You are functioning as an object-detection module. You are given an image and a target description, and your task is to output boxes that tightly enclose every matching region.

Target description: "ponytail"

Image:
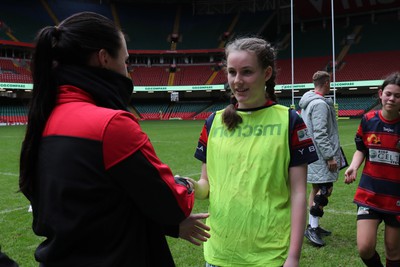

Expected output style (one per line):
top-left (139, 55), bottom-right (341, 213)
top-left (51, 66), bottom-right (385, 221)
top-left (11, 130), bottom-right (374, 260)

top-left (20, 26), bottom-right (58, 197)
top-left (20, 12), bottom-right (122, 197)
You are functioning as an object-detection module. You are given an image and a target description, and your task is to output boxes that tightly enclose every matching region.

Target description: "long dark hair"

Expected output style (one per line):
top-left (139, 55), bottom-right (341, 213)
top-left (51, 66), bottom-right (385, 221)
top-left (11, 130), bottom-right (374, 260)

top-left (222, 37), bottom-right (277, 130)
top-left (19, 12), bottom-right (122, 197)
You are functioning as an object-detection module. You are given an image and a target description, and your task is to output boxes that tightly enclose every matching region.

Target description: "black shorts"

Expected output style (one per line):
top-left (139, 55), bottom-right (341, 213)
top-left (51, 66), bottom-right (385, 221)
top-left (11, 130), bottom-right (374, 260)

top-left (357, 205), bottom-right (400, 227)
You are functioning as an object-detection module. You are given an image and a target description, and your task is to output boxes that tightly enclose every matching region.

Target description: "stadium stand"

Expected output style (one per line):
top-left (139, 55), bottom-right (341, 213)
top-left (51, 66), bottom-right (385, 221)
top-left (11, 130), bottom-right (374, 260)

top-left (0, 0), bottom-right (399, 122)
top-left (117, 3), bottom-right (177, 50)
top-left (210, 68), bottom-right (227, 85)
top-left (0, 100), bottom-right (28, 125)
top-left (48, 0), bottom-right (113, 23)
top-left (168, 101), bottom-right (211, 119)
top-left (133, 102), bottom-right (169, 120)
top-left (277, 97), bottom-right (300, 110)
top-left (130, 66), bottom-right (170, 86)
top-left (0, 58), bottom-right (32, 83)
top-left (276, 56), bottom-right (332, 84)
top-left (0, 0), bottom-right (53, 42)
top-left (335, 50), bottom-right (400, 81)
top-left (337, 96), bottom-right (379, 117)
top-left (178, 5), bottom-right (233, 49)
top-left (174, 65), bottom-right (214, 85)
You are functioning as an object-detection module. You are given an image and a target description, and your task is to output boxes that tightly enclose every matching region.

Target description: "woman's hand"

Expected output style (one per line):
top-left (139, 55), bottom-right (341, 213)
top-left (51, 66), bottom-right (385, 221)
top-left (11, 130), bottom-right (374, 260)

top-left (179, 213), bottom-right (210, 246)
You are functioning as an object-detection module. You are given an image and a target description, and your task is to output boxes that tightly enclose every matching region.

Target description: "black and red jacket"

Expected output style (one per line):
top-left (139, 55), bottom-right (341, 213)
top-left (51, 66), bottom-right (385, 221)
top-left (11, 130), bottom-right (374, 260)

top-left (29, 66), bottom-right (194, 266)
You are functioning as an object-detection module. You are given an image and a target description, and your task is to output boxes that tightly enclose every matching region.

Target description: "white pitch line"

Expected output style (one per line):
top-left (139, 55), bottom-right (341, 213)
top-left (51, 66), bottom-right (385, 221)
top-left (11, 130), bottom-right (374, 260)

top-left (341, 143), bottom-right (355, 147)
top-left (323, 208), bottom-right (354, 216)
top-left (0, 206), bottom-right (27, 214)
top-left (0, 172), bottom-right (18, 177)
top-left (0, 206), bottom-right (355, 216)
top-left (3, 173), bottom-right (355, 216)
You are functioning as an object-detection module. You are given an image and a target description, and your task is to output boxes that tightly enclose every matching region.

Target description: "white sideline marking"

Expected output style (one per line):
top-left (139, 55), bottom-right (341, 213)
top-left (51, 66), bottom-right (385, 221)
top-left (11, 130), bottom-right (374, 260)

top-left (0, 206), bottom-right (26, 214)
top-left (324, 208), bottom-right (354, 216)
top-left (0, 172), bottom-right (203, 215)
top-left (1, 172), bottom-right (356, 216)
top-left (341, 143), bottom-right (355, 147)
top-left (0, 206), bottom-right (355, 216)
top-left (0, 172), bottom-right (18, 177)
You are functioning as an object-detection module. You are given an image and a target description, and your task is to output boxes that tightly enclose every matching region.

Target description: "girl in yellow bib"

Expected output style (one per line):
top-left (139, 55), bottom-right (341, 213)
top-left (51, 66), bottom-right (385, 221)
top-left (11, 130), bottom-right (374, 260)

top-left (191, 37), bottom-right (318, 267)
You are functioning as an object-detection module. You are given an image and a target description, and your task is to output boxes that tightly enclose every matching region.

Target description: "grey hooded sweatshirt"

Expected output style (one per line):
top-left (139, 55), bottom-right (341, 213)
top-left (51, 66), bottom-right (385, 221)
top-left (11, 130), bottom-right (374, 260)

top-left (299, 91), bottom-right (341, 183)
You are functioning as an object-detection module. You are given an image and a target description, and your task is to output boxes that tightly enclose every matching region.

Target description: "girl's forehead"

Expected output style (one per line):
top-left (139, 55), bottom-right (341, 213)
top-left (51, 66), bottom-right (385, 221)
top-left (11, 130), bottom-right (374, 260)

top-left (227, 50), bottom-right (258, 65)
top-left (228, 50), bottom-right (255, 58)
top-left (383, 84), bottom-right (400, 92)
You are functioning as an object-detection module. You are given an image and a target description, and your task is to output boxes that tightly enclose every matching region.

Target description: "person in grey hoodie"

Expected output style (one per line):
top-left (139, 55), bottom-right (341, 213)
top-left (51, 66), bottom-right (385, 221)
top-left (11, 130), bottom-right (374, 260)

top-left (299, 70), bottom-right (341, 247)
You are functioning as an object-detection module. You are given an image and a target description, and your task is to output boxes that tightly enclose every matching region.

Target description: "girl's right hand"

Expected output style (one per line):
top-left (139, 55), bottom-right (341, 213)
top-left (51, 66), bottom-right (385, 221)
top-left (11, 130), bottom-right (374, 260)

top-left (344, 167), bottom-right (357, 184)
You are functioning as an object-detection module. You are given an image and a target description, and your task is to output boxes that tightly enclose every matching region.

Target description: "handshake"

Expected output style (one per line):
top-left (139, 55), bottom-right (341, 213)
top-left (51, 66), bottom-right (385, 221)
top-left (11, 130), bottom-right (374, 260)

top-left (174, 174), bottom-right (209, 200)
top-left (174, 175), bottom-right (194, 194)
top-left (174, 175), bottom-right (211, 246)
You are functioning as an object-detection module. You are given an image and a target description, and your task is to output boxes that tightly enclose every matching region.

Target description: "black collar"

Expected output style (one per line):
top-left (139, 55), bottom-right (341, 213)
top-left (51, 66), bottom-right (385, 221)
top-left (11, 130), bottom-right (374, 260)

top-left (54, 65), bottom-right (133, 111)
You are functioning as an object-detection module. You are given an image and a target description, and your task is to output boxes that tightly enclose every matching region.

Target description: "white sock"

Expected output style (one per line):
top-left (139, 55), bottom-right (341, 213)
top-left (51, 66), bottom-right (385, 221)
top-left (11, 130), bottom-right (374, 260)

top-left (308, 214), bottom-right (313, 225)
top-left (310, 215), bottom-right (319, 228)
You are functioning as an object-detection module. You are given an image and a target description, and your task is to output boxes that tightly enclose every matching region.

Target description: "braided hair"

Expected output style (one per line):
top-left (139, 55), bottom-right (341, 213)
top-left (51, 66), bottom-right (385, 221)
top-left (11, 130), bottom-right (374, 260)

top-left (222, 37), bottom-right (277, 130)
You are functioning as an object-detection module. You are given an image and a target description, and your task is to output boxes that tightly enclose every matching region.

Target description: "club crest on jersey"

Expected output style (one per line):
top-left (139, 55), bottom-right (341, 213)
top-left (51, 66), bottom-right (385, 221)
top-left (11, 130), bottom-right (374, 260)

top-left (367, 134), bottom-right (381, 145)
top-left (297, 128), bottom-right (311, 142)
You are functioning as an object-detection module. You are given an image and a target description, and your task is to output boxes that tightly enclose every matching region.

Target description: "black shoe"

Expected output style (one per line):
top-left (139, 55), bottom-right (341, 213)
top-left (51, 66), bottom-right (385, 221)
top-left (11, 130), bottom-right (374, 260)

top-left (316, 226), bottom-right (331, 236)
top-left (304, 225), bottom-right (325, 247)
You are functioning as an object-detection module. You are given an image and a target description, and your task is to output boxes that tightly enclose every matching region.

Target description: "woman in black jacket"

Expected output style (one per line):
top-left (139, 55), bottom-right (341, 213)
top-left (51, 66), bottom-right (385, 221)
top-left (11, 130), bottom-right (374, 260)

top-left (19, 11), bottom-right (209, 267)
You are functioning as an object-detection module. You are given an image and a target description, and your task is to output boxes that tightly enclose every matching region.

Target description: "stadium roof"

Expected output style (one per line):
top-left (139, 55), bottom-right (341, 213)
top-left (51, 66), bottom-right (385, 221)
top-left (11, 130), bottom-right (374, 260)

top-left (106, 0), bottom-right (288, 13)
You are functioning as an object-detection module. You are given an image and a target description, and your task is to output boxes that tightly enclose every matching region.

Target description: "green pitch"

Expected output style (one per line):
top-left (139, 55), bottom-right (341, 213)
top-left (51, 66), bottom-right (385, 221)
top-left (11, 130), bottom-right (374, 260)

top-left (0, 119), bottom-right (385, 266)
